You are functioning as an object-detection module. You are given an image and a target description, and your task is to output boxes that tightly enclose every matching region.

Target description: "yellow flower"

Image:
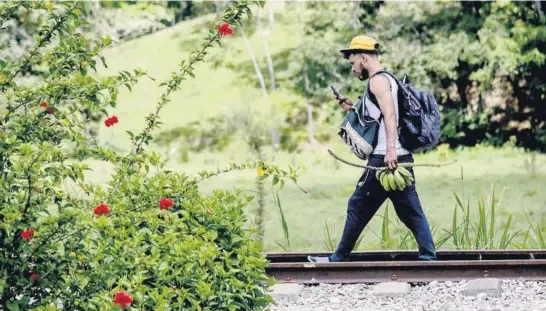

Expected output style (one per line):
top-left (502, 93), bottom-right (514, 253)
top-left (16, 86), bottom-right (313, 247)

top-left (33, 230), bottom-right (39, 237)
top-left (257, 168), bottom-right (265, 176)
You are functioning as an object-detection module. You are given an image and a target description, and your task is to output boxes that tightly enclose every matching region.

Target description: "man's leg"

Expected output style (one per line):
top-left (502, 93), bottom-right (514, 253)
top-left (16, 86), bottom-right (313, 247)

top-left (389, 155), bottom-right (436, 261)
top-left (309, 156), bottom-right (388, 262)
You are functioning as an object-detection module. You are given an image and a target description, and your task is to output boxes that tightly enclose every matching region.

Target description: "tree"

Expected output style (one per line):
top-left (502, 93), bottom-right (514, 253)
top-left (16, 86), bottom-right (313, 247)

top-left (279, 1), bottom-right (369, 148)
top-left (373, 1), bottom-right (546, 151)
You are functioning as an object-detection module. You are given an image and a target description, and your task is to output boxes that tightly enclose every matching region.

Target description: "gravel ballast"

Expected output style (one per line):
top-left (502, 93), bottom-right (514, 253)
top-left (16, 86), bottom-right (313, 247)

top-left (270, 279), bottom-right (546, 311)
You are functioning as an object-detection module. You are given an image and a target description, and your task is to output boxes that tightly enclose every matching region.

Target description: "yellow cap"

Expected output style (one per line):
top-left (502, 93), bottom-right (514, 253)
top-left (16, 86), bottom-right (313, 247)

top-left (340, 35), bottom-right (379, 55)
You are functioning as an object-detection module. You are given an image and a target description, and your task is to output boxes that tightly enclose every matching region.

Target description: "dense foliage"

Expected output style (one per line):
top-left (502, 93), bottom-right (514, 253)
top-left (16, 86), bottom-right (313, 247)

top-left (375, 1), bottom-right (546, 151)
top-left (0, 1), bottom-right (303, 310)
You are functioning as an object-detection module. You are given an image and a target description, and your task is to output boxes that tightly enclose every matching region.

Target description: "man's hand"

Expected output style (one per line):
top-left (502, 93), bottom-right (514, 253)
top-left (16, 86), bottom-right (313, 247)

top-left (369, 74), bottom-right (398, 169)
top-left (385, 148), bottom-right (398, 170)
top-left (336, 95), bottom-right (353, 111)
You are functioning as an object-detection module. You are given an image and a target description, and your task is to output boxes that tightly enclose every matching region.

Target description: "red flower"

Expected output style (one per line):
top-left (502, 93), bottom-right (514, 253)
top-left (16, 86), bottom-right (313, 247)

top-left (93, 203), bottom-right (110, 216)
top-left (47, 107), bottom-right (54, 115)
top-left (217, 22), bottom-right (233, 37)
top-left (113, 291), bottom-right (133, 308)
top-left (29, 273), bottom-right (38, 280)
top-left (21, 228), bottom-right (34, 240)
top-left (40, 101), bottom-right (47, 108)
top-left (104, 115), bottom-right (119, 127)
top-left (159, 197), bottom-right (173, 210)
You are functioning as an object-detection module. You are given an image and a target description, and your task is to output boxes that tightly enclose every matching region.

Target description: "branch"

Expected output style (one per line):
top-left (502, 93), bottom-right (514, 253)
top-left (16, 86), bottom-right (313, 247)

top-left (132, 36), bottom-right (218, 158)
top-left (0, 2), bottom-right (78, 92)
top-left (0, 68), bottom-right (146, 178)
top-left (190, 161), bottom-right (306, 193)
top-left (31, 221), bottom-right (88, 258)
top-left (327, 149), bottom-right (458, 170)
top-left (22, 149), bottom-right (46, 218)
top-left (129, 1), bottom-right (264, 159)
top-left (0, 1), bottom-right (44, 30)
top-left (7, 149), bottom-right (46, 258)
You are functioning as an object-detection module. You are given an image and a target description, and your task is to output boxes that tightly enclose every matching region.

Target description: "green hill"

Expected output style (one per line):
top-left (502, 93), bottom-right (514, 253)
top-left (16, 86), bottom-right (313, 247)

top-left (89, 4), bottom-right (546, 252)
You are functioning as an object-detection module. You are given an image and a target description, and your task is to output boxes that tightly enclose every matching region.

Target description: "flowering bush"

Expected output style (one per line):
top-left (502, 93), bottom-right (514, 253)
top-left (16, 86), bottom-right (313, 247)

top-left (0, 1), bottom-right (300, 310)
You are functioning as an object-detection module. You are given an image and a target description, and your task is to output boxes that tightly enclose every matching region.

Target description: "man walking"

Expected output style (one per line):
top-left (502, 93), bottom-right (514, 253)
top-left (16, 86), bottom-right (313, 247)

top-left (308, 35), bottom-right (436, 262)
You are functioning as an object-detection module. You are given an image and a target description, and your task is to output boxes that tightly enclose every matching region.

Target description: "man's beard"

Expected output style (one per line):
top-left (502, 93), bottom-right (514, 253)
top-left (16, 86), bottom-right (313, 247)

top-left (357, 71), bottom-right (369, 81)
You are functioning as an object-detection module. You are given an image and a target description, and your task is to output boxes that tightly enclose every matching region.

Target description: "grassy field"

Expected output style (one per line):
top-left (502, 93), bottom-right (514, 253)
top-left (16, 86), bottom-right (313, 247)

top-left (87, 7), bottom-right (546, 252)
top-left (172, 142), bottom-right (546, 252)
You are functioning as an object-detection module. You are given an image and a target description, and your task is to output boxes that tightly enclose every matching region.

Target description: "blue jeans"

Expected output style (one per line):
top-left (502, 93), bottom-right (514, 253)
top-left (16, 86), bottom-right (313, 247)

top-left (330, 154), bottom-right (436, 261)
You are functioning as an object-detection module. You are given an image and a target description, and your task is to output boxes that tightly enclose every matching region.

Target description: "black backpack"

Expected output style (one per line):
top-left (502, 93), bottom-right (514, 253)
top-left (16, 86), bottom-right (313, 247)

top-left (366, 70), bottom-right (441, 153)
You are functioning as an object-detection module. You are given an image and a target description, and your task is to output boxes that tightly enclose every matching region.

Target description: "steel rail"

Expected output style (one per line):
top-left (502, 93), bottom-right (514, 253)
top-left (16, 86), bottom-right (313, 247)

top-left (266, 250), bottom-right (546, 262)
top-left (265, 250), bottom-right (546, 284)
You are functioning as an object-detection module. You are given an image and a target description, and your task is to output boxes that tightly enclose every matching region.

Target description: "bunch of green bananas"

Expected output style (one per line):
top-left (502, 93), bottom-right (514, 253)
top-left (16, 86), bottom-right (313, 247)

top-left (375, 166), bottom-right (414, 191)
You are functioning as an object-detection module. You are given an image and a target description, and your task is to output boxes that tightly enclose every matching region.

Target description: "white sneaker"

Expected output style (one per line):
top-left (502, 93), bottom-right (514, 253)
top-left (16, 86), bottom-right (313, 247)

top-left (307, 256), bottom-right (330, 263)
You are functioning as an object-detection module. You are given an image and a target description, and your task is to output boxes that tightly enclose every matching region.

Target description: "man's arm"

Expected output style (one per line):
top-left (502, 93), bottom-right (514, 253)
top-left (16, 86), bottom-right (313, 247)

top-left (370, 75), bottom-right (398, 169)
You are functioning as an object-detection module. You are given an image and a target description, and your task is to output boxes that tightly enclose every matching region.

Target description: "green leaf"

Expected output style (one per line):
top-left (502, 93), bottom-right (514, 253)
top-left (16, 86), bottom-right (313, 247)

top-left (99, 55), bottom-right (107, 68)
top-left (102, 35), bottom-right (112, 46)
top-left (18, 296), bottom-right (29, 306)
top-left (272, 175), bottom-right (279, 186)
top-left (6, 300), bottom-right (19, 311)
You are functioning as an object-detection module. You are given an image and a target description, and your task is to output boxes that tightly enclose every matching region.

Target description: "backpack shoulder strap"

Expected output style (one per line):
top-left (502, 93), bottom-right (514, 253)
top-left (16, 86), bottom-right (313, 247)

top-left (374, 70), bottom-right (399, 83)
top-left (366, 69), bottom-right (399, 107)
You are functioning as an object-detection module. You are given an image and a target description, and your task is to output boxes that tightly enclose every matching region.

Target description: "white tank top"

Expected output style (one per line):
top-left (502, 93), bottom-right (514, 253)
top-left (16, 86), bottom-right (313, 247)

top-left (363, 72), bottom-right (410, 156)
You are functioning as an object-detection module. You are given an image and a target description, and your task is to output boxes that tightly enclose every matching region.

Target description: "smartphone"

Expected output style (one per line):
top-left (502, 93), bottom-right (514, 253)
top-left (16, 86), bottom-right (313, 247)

top-left (330, 85), bottom-right (341, 99)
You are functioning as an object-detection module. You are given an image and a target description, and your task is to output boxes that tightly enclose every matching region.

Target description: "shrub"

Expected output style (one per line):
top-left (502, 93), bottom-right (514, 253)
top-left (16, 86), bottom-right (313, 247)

top-left (0, 1), bottom-right (302, 310)
top-left (57, 169), bottom-right (288, 310)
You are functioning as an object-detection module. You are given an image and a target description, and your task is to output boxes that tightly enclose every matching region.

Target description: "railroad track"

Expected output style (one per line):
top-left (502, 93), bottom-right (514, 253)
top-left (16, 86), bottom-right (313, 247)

top-left (265, 250), bottom-right (546, 284)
